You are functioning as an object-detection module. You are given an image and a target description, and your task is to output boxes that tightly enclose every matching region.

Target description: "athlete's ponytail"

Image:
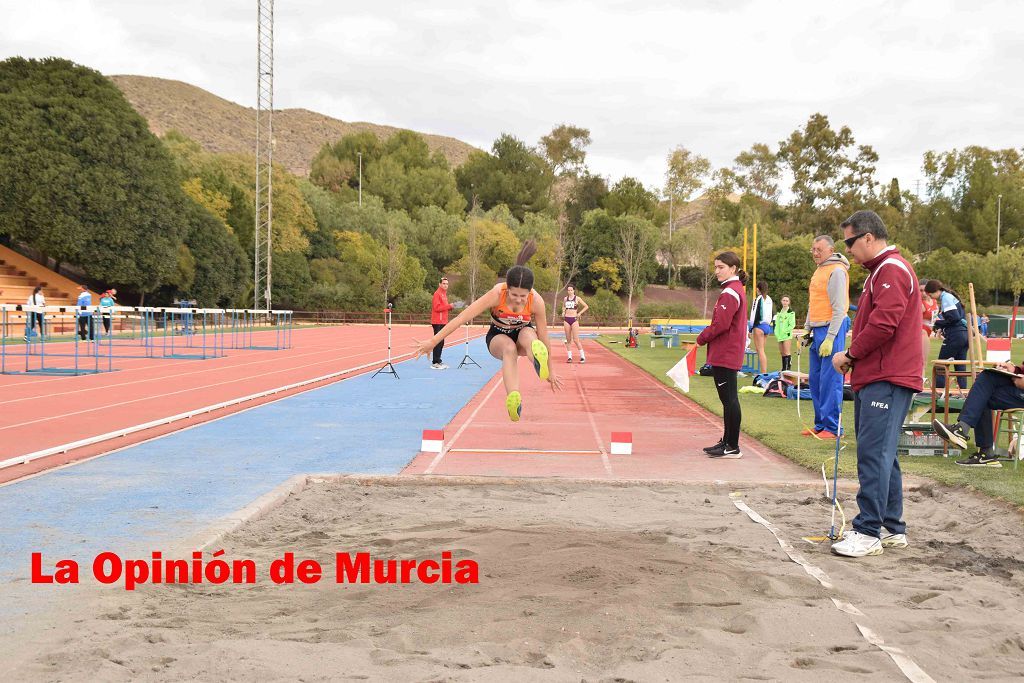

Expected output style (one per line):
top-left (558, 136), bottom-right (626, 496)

top-left (714, 251), bottom-right (748, 285)
top-left (506, 240), bottom-right (537, 290)
top-left (925, 279), bottom-right (960, 301)
top-left (515, 240), bottom-right (537, 266)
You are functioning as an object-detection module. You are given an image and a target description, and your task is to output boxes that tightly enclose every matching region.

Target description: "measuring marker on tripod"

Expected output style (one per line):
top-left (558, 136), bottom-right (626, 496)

top-left (372, 303), bottom-right (399, 379)
top-left (458, 322), bottom-right (480, 369)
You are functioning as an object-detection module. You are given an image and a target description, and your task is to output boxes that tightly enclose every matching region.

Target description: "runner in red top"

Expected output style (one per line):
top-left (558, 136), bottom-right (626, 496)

top-left (919, 278), bottom-right (938, 384)
top-left (414, 241), bottom-right (562, 422)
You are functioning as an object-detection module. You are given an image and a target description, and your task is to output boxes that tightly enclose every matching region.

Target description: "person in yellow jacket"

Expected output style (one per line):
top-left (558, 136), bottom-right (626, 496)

top-left (773, 295), bottom-right (796, 371)
top-left (802, 236), bottom-right (850, 439)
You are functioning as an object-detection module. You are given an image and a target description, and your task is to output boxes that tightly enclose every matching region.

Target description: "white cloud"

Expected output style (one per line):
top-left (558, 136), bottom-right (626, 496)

top-left (2, 0), bottom-right (1022, 196)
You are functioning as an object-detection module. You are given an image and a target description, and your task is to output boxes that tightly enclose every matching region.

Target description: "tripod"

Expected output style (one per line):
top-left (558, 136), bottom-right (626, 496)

top-left (458, 323), bottom-right (480, 369)
top-left (372, 306), bottom-right (399, 379)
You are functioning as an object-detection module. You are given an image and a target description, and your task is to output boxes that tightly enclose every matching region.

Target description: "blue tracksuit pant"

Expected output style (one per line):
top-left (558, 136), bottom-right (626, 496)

top-left (808, 317), bottom-right (850, 434)
top-left (959, 369), bottom-right (1024, 450)
top-left (851, 381), bottom-right (915, 538)
top-left (934, 327), bottom-right (969, 390)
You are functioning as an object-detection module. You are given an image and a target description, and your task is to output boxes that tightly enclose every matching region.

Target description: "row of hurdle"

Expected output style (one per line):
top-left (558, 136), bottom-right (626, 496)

top-left (0, 304), bottom-right (293, 375)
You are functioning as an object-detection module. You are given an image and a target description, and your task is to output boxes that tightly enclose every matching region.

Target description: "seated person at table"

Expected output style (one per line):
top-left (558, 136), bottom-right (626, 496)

top-left (932, 361), bottom-right (1024, 467)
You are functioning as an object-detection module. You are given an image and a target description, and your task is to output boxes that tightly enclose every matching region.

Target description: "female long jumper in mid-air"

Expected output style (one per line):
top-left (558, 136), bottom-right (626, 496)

top-left (413, 241), bottom-right (563, 421)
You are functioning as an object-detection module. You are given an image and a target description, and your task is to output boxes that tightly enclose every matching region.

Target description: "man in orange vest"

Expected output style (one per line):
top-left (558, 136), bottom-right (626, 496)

top-left (803, 235), bottom-right (850, 439)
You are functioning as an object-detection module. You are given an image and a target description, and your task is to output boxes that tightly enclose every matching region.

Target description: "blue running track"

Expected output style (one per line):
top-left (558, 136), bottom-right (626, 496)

top-left (0, 339), bottom-right (499, 591)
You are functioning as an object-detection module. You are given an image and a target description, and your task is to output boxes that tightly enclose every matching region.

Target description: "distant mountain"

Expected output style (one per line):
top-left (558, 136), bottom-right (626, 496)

top-left (109, 75), bottom-right (479, 176)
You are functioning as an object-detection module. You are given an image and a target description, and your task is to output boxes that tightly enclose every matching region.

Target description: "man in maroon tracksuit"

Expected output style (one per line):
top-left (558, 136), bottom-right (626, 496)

top-left (830, 210), bottom-right (923, 558)
top-left (430, 277), bottom-right (455, 369)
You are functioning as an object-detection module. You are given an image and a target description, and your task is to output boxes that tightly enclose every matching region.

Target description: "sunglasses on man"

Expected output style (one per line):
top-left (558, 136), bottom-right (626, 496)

top-left (843, 232), bottom-right (868, 249)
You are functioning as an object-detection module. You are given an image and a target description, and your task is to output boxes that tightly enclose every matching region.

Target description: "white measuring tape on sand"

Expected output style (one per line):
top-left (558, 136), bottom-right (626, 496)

top-left (731, 495), bottom-right (935, 683)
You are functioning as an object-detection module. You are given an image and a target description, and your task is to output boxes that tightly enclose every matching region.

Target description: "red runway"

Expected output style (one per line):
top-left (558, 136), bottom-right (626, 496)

top-left (403, 341), bottom-right (817, 483)
top-left (0, 325), bottom-right (466, 483)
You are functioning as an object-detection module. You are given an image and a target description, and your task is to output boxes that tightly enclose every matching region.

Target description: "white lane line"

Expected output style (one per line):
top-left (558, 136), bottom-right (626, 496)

top-left (608, 349), bottom-right (775, 463)
top-left (423, 374), bottom-right (504, 475)
top-left (572, 342), bottom-right (613, 476)
top-left (1, 352), bottom-right (423, 469)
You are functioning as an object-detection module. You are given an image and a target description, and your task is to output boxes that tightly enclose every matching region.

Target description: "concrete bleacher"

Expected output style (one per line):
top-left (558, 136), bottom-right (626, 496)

top-left (0, 244), bottom-right (98, 306)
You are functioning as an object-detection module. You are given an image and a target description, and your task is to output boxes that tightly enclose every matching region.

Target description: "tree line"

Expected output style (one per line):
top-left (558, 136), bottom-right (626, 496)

top-left (1, 57), bottom-right (1021, 317)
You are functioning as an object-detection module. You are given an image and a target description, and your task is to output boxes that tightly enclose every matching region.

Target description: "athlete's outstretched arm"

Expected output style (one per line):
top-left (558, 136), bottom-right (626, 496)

top-left (412, 285), bottom-right (501, 359)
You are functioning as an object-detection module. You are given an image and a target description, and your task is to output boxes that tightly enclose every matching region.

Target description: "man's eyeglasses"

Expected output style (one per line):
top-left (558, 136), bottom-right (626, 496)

top-left (843, 232), bottom-right (868, 249)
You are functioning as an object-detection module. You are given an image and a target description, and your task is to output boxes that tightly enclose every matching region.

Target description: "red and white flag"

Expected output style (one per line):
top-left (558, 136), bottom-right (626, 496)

top-left (666, 343), bottom-right (697, 393)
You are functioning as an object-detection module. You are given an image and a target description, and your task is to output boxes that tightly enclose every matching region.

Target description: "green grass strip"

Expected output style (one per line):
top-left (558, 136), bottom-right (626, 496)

top-left (597, 333), bottom-right (1024, 508)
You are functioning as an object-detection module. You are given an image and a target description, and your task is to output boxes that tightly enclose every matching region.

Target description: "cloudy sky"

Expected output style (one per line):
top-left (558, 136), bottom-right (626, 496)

top-left (3, 0), bottom-right (1022, 195)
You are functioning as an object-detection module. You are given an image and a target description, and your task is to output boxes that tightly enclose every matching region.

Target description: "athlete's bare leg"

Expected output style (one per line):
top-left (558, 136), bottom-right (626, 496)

top-left (488, 333), bottom-right (520, 394)
top-left (753, 328), bottom-right (768, 373)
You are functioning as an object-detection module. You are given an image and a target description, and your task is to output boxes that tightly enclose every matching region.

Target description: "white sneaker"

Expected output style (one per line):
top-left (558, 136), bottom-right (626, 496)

top-left (430, 363), bottom-right (442, 370)
top-left (881, 532), bottom-right (908, 548)
top-left (831, 530), bottom-right (883, 557)
top-left (436, 363), bottom-right (449, 370)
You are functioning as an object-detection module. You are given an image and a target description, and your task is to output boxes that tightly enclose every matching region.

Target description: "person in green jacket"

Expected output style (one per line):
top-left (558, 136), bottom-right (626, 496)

top-left (773, 295), bottom-right (796, 371)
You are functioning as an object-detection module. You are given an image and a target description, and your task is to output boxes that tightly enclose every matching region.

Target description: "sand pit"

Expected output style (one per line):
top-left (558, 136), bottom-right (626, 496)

top-left (5, 477), bottom-right (1024, 681)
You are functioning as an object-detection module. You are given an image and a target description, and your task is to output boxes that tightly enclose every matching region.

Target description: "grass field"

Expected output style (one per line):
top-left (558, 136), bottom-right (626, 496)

top-left (598, 333), bottom-right (1024, 508)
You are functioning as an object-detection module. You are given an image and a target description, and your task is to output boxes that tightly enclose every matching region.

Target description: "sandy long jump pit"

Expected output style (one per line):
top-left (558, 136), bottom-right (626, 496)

top-left (7, 476), bottom-right (1024, 681)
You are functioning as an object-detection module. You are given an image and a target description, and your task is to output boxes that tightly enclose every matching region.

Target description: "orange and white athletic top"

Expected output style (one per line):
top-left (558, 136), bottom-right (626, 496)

top-left (490, 285), bottom-right (534, 329)
top-left (922, 296), bottom-right (938, 333)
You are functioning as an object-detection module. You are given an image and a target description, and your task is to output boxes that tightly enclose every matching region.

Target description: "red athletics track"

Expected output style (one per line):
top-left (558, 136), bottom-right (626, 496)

top-left (403, 340), bottom-right (817, 483)
top-left (0, 325), bottom-right (480, 484)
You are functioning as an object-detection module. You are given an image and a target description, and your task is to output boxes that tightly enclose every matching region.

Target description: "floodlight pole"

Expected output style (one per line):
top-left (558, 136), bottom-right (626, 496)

top-left (254, 0), bottom-right (274, 312)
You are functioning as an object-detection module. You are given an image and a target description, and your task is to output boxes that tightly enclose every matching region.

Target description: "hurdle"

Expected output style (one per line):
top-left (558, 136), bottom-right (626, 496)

top-left (0, 304), bottom-right (114, 376)
top-left (157, 307), bottom-right (227, 360)
top-left (226, 309), bottom-right (293, 351)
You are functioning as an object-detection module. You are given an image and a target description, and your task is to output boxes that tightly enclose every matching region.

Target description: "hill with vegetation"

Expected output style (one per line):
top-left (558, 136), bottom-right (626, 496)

top-left (3, 57), bottom-right (1021, 318)
top-left (109, 75), bottom-right (479, 176)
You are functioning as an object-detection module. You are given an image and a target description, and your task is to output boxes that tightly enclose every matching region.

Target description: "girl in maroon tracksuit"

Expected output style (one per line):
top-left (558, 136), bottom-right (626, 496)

top-left (695, 251), bottom-right (749, 459)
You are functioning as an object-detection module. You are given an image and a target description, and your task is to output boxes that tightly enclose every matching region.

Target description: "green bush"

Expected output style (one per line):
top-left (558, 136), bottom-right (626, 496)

top-left (588, 289), bottom-right (626, 322)
top-left (678, 265), bottom-right (707, 289)
top-left (634, 301), bottom-right (700, 320)
top-left (397, 288), bottom-right (434, 313)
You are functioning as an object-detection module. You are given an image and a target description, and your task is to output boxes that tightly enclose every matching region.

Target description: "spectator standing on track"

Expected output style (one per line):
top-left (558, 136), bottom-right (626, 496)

top-left (830, 210), bottom-right (922, 558)
top-left (25, 285), bottom-right (45, 340)
top-left (695, 251), bottom-right (748, 460)
top-left (924, 279), bottom-right (969, 392)
top-left (429, 277), bottom-right (454, 370)
top-left (748, 281), bottom-right (773, 374)
top-left (803, 235), bottom-right (851, 440)
top-left (562, 285), bottom-right (589, 363)
top-left (773, 295), bottom-right (796, 372)
top-left (99, 289), bottom-right (116, 335)
top-left (76, 284), bottom-right (94, 341)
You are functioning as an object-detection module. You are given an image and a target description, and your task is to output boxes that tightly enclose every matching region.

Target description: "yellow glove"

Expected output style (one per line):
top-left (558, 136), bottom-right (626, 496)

top-left (818, 335), bottom-right (834, 357)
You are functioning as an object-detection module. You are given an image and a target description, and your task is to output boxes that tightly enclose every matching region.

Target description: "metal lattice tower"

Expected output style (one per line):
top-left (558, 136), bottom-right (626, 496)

top-left (254, 0), bottom-right (274, 310)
